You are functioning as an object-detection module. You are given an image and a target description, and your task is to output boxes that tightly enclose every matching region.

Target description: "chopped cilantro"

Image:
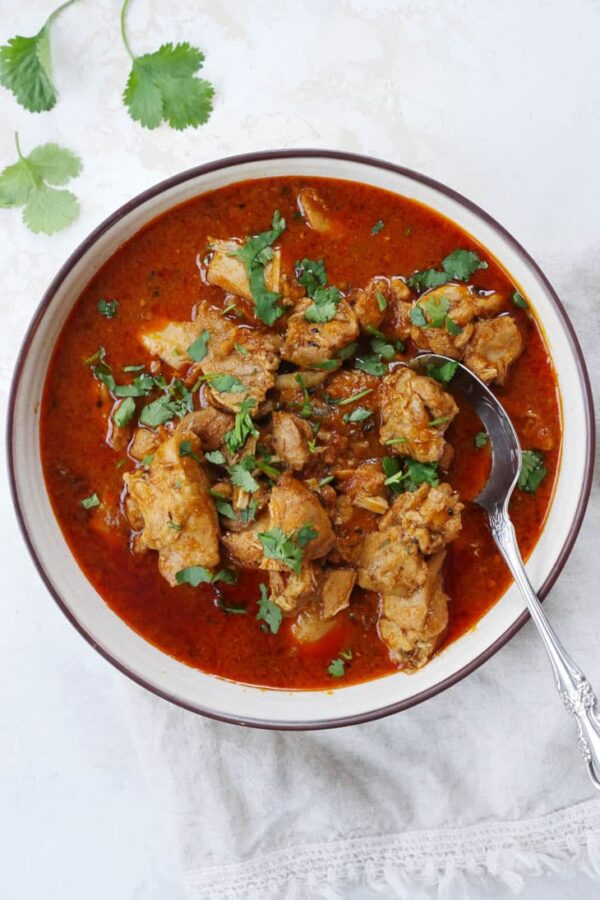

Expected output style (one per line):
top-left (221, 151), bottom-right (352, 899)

top-left (512, 291), bottom-right (528, 309)
top-left (122, 364), bottom-right (145, 372)
top-left (231, 210), bottom-right (286, 324)
top-left (141, 453), bottom-right (154, 466)
top-left (201, 372), bottom-right (246, 393)
top-left (335, 388), bottom-right (373, 407)
top-left (295, 374), bottom-right (313, 419)
top-left (97, 299), bottom-right (119, 318)
top-left (474, 431), bottom-right (489, 448)
top-left (375, 291), bottom-right (388, 312)
top-left (355, 354), bottom-right (386, 377)
top-left (167, 520), bottom-right (182, 532)
top-left (370, 336), bottom-right (396, 359)
top-left (224, 398), bottom-right (258, 454)
top-left (256, 583), bottom-right (282, 634)
top-left (428, 416), bottom-right (450, 428)
top-left (214, 498), bottom-right (236, 519)
top-left (139, 396), bottom-right (179, 428)
top-left (426, 360), bottom-right (458, 384)
top-left (407, 249), bottom-right (488, 292)
top-left (258, 524), bottom-right (317, 574)
top-left (295, 257), bottom-right (326, 297)
top-left (113, 396), bottom-right (136, 427)
top-left (318, 475), bottom-right (334, 487)
top-left (214, 568), bottom-right (238, 585)
top-left (343, 406), bottom-right (373, 424)
top-left (216, 598), bottom-right (247, 615)
top-left (230, 463), bottom-right (259, 493)
top-left (338, 342), bottom-right (358, 360)
top-left (234, 342), bottom-right (249, 356)
top-left (310, 359), bottom-right (340, 371)
top-left (175, 566), bottom-right (213, 586)
top-left (187, 330), bottom-right (210, 362)
top-left (205, 449), bottom-right (226, 464)
top-left (518, 450), bottom-right (547, 493)
top-left (371, 220), bottom-right (384, 235)
top-left (382, 457), bottom-right (440, 493)
top-left (304, 286), bottom-right (342, 323)
top-left (81, 492), bottom-right (100, 510)
top-left (179, 440), bottom-right (202, 463)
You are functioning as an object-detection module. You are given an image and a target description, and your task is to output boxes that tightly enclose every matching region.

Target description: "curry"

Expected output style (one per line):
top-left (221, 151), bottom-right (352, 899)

top-left (40, 177), bottom-right (561, 688)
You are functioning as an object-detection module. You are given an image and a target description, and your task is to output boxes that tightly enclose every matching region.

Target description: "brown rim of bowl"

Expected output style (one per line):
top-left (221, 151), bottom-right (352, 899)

top-left (6, 148), bottom-right (596, 730)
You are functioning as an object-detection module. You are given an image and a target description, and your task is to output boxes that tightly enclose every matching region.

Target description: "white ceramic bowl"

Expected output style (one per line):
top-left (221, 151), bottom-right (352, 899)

top-left (7, 150), bottom-right (595, 729)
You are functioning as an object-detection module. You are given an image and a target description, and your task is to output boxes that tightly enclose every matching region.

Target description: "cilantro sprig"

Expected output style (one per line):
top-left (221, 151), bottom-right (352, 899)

top-left (256, 584), bottom-right (282, 634)
top-left (120, 0), bottom-right (215, 131)
top-left (0, 133), bottom-right (81, 234)
top-left (382, 457), bottom-right (440, 493)
top-left (518, 450), bottom-right (548, 494)
top-left (0, 0), bottom-right (80, 112)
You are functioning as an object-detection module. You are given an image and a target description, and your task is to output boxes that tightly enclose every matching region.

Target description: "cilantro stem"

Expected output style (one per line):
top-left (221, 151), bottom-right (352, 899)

top-left (14, 131), bottom-right (24, 160)
top-left (120, 0), bottom-right (135, 60)
top-left (47, 0), bottom-right (81, 27)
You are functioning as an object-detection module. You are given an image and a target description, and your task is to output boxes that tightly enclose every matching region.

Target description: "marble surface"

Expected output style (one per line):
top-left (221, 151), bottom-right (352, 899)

top-left (1, 0), bottom-right (599, 897)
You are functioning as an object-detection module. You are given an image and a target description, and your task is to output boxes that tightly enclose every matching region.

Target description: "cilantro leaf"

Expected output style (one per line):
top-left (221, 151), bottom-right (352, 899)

top-left (382, 457), bottom-right (440, 493)
top-left (375, 291), bottom-right (387, 311)
top-left (98, 299), bottom-right (119, 319)
top-left (113, 396), bottom-right (136, 427)
top-left (230, 463), bottom-right (259, 493)
top-left (338, 341), bottom-right (358, 360)
top-left (328, 658), bottom-right (345, 677)
top-left (334, 388), bottom-right (373, 407)
top-left (0, 0), bottom-right (79, 112)
top-left (518, 450), bottom-right (548, 493)
top-left (121, 0), bottom-right (215, 133)
top-left (214, 498), bottom-right (236, 519)
top-left (425, 360), bottom-right (458, 384)
top-left (205, 449), bottom-right (225, 464)
top-left (224, 398), bottom-right (258, 454)
top-left (371, 219), bottom-right (384, 235)
top-left (179, 440), bottom-right (202, 463)
top-left (81, 492), bottom-right (100, 510)
top-left (139, 396), bottom-right (179, 427)
top-left (295, 258), bottom-right (326, 297)
top-left (355, 354), bottom-right (386, 377)
top-left (304, 286), bottom-right (342, 323)
top-left (175, 566), bottom-right (213, 587)
top-left (442, 249), bottom-right (488, 281)
top-left (474, 431), bottom-right (489, 448)
top-left (216, 598), bottom-right (247, 615)
top-left (512, 291), bottom-right (528, 309)
top-left (370, 336), bottom-right (396, 360)
top-left (407, 249), bottom-right (488, 293)
top-left (203, 373), bottom-right (246, 394)
top-left (187, 329), bottom-right (210, 362)
top-left (0, 134), bottom-right (81, 234)
top-left (231, 210), bottom-right (286, 324)
top-left (256, 583), bottom-right (282, 634)
top-left (343, 406), bottom-right (373, 424)
top-left (258, 524), bottom-right (317, 574)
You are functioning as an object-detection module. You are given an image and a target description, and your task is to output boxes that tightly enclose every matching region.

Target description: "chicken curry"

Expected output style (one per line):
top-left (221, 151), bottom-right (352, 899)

top-left (41, 177), bottom-right (561, 688)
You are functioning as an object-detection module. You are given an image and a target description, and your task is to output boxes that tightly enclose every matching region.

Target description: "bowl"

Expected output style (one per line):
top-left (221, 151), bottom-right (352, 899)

top-left (7, 150), bottom-right (595, 729)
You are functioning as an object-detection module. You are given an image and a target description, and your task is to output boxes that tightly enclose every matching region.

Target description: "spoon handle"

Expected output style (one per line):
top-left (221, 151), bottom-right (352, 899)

top-left (489, 507), bottom-right (600, 791)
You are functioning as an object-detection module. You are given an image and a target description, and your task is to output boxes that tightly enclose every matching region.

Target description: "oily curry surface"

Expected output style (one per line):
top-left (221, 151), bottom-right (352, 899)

top-left (41, 177), bottom-right (560, 688)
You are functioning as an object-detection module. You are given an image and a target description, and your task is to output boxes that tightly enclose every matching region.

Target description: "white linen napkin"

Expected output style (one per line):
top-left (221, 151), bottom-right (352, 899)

top-left (121, 253), bottom-right (600, 899)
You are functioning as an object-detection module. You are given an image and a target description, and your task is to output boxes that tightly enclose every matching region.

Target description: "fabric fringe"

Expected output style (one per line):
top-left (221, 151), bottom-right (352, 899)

top-left (184, 798), bottom-right (600, 899)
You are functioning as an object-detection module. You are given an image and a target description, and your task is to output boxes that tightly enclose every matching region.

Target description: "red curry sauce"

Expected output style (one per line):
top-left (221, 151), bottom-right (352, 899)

top-left (40, 177), bottom-right (561, 688)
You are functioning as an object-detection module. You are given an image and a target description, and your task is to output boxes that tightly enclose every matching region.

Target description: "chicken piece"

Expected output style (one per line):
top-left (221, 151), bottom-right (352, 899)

top-left (140, 320), bottom-right (201, 371)
top-left (357, 527), bottom-right (427, 595)
top-left (297, 187), bottom-right (341, 236)
top-left (382, 482), bottom-right (463, 555)
top-left (379, 367), bottom-right (458, 463)
top-left (410, 283), bottom-right (476, 358)
top-left (321, 568), bottom-right (356, 618)
top-left (123, 426), bottom-right (220, 586)
top-left (221, 512), bottom-right (270, 568)
top-left (269, 474), bottom-right (336, 563)
top-left (281, 297), bottom-right (359, 368)
top-left (193, 302), bottom-right (281, 410)
top-left (291, 604), bottom-right (337, 643)
top-left (269, 563), bottom-right (320, 613)
top-left (206, 238), bottom-right (280, 301)
top-left (336, 461), bottom-right (388, 514)
top-left (463, 315), bottom-right (524, 385)
top-left (129, 427), bottom-right (159, 461)
top-left (179, 408), bottom-right (234, 451)
top-left (348, 275), bottom-right (410, 333)
top-left (379, 551), bottom-right (449, 671)
top-left (271, 412), bottom-right (313, 471)
top-left (472, 290), bottom-right (505, 318)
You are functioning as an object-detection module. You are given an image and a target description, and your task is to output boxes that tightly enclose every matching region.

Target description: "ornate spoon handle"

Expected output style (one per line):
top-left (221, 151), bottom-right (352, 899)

top-left (489, 506), bottom-right (600, 791)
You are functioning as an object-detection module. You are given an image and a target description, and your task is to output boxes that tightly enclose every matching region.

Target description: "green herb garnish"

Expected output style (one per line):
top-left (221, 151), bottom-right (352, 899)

top-left (258, 524), bottom-right (317, 574)
top-left (81, 492), bottom-right (100, 510)
top-left (295, 257), bottom-right (326, 297)
top-left (371, 220), bottom-right (384, 236)
top-left (407, 249), bottom-right (488, 292)
top-left (97, 299), bottom-right (119, 319)
top-left (382, 457), bottom-right (440, 493)
top-left (179, 440), bottom-right (202, 464)
top-left (0, 132), bottom-right (81, 234)
top-left (0, 0), bottom-right (80, 112)
top-left (120, 0), bottom-right (214, 130)
top-left (474, 431), bottom-right (489, 448)
top-left (224, 398), bottom-right (258, 454)
top-left (343, 406), bottom-right (373, 424)
top-left (512, 291), bottom-right (528, 309)
top-left (205, 449), bottom-right (226, 464)
top-left (256, 583), bottom-right (282, 634)
top-left (334, 388), bottom-right (373, 407)
top-left (518, 450), bottom-right (547, 493)
top-left (230, 462), bottom-right (259, 493)
top-left (304, 286), bottom-right (342, 324)
top-left (113, 396), bottom-right (136, 427)
top-left (231, 210), bottom-right (286, 325)
top-left (187, 330), bottom-right (210, 362)
top-left (426, 360), bottom-right (458, 384)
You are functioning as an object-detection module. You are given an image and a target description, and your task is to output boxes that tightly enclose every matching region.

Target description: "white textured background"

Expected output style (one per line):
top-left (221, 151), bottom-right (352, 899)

top-left (1, 1), bottom-right (599, 898)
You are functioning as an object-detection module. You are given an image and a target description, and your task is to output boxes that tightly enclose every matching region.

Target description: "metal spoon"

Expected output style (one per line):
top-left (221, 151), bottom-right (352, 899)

top-left (412, 353), bottom-right (600, 790)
